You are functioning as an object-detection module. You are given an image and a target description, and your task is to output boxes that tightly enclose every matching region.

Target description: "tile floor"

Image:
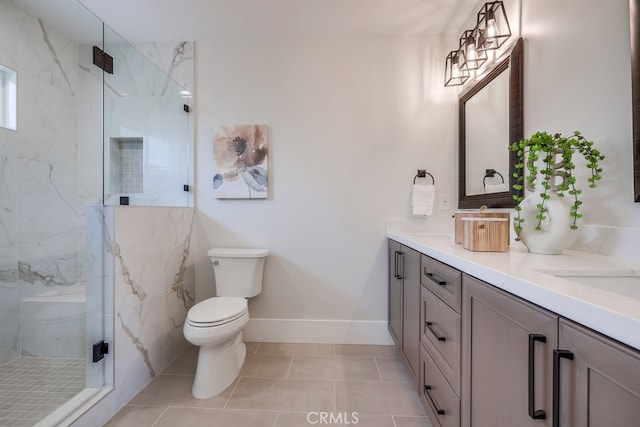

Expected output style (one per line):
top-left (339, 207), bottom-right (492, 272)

top-left (106, 343), bottom-right (433, 427)
top-left (0, 357), bottom-right (85, 426)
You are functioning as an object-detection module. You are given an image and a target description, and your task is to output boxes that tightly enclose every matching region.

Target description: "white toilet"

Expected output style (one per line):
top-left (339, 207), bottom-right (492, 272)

top-left (183, 248), bottom-right (268, 399)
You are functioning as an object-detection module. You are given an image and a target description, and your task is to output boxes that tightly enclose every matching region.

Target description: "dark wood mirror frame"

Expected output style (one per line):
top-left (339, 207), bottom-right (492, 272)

top-left (630, 0), bottom-right (640, 202)
top-left (458, 37), bottom-right (523, 209)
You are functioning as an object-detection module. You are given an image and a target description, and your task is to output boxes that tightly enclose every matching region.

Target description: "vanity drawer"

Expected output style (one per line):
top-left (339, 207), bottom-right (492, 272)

top-left (420, 345), bottom-right (460, 427)
top-left (421, 255), bottom-right (462, 313)
top-left (421, 286), bottom-right (461, 394)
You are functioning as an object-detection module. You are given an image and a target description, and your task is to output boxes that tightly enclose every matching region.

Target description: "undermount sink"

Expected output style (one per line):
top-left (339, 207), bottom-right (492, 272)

top-left (538, 269), bottom-right (640, 299)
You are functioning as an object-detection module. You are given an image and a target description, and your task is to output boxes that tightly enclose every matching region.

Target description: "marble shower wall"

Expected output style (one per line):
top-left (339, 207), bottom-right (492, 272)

top-left (132, 42), bottom-right (195, 94)
top-left (0, 0), bottom-right (102, 364)
top-left (109, 206), bottom-right (195, 407)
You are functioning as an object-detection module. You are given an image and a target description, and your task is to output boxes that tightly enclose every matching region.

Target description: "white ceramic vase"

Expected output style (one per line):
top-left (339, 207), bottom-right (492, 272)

top-left (516, 192), bottom-right (581, 255)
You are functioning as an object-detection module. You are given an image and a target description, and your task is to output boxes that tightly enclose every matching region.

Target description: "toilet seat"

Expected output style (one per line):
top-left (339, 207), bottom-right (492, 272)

top-left (187, 297), bottom-right (248, 328)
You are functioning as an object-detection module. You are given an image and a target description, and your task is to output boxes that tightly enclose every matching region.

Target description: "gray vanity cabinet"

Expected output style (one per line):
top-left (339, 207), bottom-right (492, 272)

top-left (388, 239), bottom-right (420, 387)
top-left (462, 274), bottom-right (557, 427)
top-left (389, 239), bottom-right (640, 426)
top-left (462, 274), bottom-right (640, 427)
top-left (556, 319), bottom-right (640, 426)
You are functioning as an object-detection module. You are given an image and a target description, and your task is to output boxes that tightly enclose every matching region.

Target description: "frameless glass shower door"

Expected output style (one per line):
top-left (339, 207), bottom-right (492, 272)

top-left (0, 0), bottom-right (108, 424)
top-left (1, 0), bottom-right (193, 424)
top-left (103, 27), bottom-right (192, 208)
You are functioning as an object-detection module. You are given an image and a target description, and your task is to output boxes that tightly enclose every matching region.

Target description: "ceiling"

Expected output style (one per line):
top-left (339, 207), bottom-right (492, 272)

top-left (72, 0), bottom-right (479, 42)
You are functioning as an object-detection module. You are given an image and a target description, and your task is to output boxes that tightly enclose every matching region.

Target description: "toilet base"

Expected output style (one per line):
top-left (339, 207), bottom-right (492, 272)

top-left (192, 332), bottom-right (246, 399)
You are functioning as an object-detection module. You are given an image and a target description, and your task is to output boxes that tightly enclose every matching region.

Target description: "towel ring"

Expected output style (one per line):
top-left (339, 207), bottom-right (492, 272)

top-left (483, 168), bottom-right (504, 187)
top-left (414, 169), bottom-right (435, 185)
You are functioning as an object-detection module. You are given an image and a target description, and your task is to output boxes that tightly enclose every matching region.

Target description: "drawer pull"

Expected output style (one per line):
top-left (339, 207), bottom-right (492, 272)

top-left (425, 321), bottom-right (446, 342)
top-left (424, 268), bottom-right (447, 286)
top-left (424, 385), bottom-right (446, 415)
top-left (394, 251), bottom-right (400, 279)
top-left (552, 349), bottom-right (574, 427)
top-left (394, 251), bottom-right (404, 279)
top-left (528, 333), bottom-right (547, 420)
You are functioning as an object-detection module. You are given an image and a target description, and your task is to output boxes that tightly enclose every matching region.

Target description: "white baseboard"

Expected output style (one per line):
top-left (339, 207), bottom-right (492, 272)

top-left (244, 318), bottom-right (394, 345)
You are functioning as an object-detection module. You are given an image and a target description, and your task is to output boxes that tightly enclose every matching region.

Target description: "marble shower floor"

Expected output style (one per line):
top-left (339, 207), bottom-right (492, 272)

top-left (106, 343), bottom-right (433, 427)
top-left (0, 357), bottom-right (85, 426)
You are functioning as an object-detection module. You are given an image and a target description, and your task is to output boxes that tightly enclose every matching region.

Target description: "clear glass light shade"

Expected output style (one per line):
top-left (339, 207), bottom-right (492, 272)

top-left (459, 30), bottom-right (488, 71)
top-left (444, 50), bottom-right (470, 86)
top-left (476, 1), bottom-right (511, 51)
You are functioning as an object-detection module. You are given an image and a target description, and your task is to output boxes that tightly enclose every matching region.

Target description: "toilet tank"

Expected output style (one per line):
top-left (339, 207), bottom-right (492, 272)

top-left (208, 248), bottom-right (269, 297)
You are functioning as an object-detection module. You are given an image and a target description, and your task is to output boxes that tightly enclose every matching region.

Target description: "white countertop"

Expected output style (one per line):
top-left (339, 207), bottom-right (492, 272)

top-left (387, 228), bottom-right (640, 351)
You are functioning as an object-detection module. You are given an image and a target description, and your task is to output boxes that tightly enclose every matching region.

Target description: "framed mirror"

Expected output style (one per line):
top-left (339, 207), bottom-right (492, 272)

top-left (458, 37), bottom-right (523, 209)
top-left (630, 0), bottom-right (640, 202)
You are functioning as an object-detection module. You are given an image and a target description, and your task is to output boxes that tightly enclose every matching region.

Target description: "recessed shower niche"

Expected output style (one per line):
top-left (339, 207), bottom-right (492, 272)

top-left (110, 137), bottom-right (144, 195)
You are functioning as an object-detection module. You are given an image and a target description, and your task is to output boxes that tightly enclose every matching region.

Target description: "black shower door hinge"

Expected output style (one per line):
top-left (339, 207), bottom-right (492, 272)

top-left (92, 340), bottom-right (110, 363)
top-left (93, 46), bottom-right (114, 74)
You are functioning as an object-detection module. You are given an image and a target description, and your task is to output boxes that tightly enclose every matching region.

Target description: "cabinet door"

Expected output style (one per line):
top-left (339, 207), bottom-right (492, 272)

top-left (388, 240), bottom-right (402, 347)
top-left (556, 319), bottom-right (640, 427)
top-left (402, 246), bottom-right (420, 386)
top-left (462, 274), bottom-right (557, 427)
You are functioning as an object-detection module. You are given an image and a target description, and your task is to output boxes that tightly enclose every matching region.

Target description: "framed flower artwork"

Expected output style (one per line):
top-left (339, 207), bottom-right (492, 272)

top-left (212, 124), bottom-right (269, 199)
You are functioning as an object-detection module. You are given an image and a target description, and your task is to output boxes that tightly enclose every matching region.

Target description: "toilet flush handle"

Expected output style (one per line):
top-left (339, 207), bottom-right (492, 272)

top-left (213, 260), bottom-right (219, 266)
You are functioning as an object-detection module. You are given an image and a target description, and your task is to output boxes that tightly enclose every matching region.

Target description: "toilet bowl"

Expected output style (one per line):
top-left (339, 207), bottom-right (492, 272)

top-left (183, 297), bottom-right (249, 398)
top-left (183, 248), bottom-right (268, 399)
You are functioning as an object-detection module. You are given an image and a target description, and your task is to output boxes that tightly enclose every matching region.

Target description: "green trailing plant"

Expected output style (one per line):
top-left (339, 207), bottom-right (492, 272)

top-left (508, 131), bottom-right (605, 240)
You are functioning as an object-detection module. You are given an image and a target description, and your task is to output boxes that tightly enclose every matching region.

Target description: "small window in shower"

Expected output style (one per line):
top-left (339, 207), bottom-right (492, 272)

top-left (0, 64), bottom-right (17, 131)
top-left (110, 137), bottom-right (143, 194)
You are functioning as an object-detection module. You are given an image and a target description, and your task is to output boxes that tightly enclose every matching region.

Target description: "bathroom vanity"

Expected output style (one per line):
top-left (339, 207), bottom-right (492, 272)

top-left (387, 230), bottom-right (640, 427)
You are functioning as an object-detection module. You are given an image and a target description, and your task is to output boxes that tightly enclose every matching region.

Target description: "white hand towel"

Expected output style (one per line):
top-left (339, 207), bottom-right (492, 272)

top-left (412, 184), bottom-right (435, 216)
top-left (484, 183), bottom-right (508, 193)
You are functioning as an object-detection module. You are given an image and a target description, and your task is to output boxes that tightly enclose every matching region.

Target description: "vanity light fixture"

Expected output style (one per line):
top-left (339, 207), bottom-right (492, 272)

top-left (444, 50), bottom-right (470, 87)
top-left (476, 1), bottom-right (511, 52)
top-left (444, 1), bottom-right (512, 87)
top-left (459, 29), bottom-right (488, 71)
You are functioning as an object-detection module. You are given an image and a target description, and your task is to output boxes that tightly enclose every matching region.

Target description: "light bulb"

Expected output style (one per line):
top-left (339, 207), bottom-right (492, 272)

top-left (484, 7), bottom-right (498, 46)
top-left (467, 43), bottom-right (477, 61)
top-left (487, 18), bottom-right (498, 39)
top-left (452, 62), bottom-right (461, 79)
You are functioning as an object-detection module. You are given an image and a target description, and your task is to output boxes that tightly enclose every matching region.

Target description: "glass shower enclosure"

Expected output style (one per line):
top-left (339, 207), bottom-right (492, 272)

top-left (0, 0), bottom-right (192, 424)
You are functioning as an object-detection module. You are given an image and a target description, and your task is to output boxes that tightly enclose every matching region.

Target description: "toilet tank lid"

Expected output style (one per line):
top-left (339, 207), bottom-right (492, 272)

top-left (208, 248), bottom-right (269, 258)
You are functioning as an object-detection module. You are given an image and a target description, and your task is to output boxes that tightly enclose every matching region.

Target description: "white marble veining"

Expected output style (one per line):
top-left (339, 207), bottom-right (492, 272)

top-left (111, 206), bottom-right (195, 407)
top-left (132, 42), bottom-right (195, 93)
top-left (0, 0), bottom-right (99, 364)
top-left (387, 224), bottom-right (640, 351)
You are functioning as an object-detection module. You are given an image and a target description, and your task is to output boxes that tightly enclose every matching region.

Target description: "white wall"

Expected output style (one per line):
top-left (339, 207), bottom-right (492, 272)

top-left (195, 35), bottom-right (458, 342)
top-left (193, 0), bottom-right (640, 343)
top-left (521, 0), bottom-right (639, 227)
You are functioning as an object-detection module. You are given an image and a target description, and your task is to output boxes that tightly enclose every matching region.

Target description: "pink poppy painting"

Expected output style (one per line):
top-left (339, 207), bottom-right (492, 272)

top-left (212, 124), bottom-right (269, 199)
